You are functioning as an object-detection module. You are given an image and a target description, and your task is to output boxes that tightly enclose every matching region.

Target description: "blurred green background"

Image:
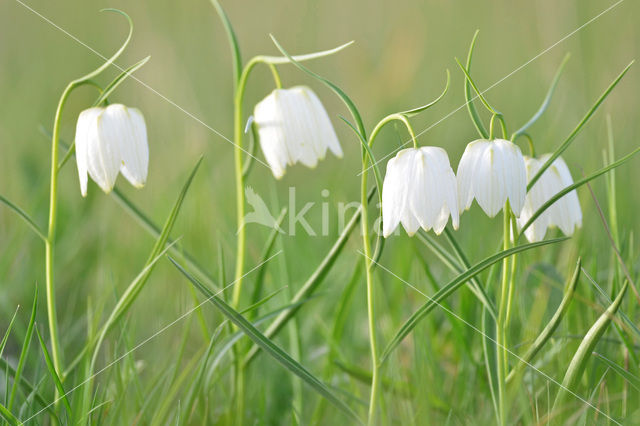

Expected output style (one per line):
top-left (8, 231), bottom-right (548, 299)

top-left (1, 0), bottom-right (639, 423)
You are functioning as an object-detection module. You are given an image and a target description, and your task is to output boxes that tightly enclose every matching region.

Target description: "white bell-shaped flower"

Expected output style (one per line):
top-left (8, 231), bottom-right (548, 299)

top-left (75, 104), bottom-right (149, 197)
top-left (382, 147), bottom-right (459, 237)
top-left (457, 139), bottom-right (526, 217)
top-left (517, 154), bottom-right (582, 242)
top-left (253, 86), bottom-right (343, 179)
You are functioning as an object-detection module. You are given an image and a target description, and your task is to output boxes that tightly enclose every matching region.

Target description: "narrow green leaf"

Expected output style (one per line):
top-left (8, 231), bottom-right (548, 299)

top-left (35, 327), bottom-right (72, 416)
top-left (380, 237), bottom-right (568, 364)
top-left (0, 402), bottom-right (18, 426)
top-left (270, 35), bottom-right (366, 138)
top-left (8, 286), bottom-right (37, 411)
top-left (518, 146), bottom-right (640, 239)
top-left (400, 69), bottom-right (450, 117)
top-left (552, 282), bottom-right (628, 419)
top-left (209, 0), bottom-right (243, 86)
top-left (0, 359), bottom-right (56, 418)
top-left (258, 41), bottom-right (354, 66)
top-left (0, 195), bottom-right (47, 241)
top-left (512, 54), bottom-right (570, 140)
top-left (506, 258), bottom-right (581, 383)
top-left (249, 208), bottom-right (288, 315)
top-left (593, 352), bottom-right (640, 391)
top-left (482, 306), bottom-right (500, 422)
top-left (528, 61), bottom-right (634, 190)
top-left (464, 30), bottom-right (489, 138)
top-left (243, 188), bottom-right (376, 367)
top-left (170, 258), bottom-right (363, 424)
top-left (182, 328), bottom-right (222, 422)
top-left (92, 56), bottom-right (151, 107)
top-left (0, 307), bottom-right (19, 359)
top-left (455, 57), bottom-right (500, 115)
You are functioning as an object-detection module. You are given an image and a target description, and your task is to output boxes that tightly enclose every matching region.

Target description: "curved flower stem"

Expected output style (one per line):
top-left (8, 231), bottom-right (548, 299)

top-left (45, 82), bottom-right (77, 378)
top-left (369, 113), bottom-right (418, 149)
top-left (496, 203), bottom-right (512, 426)
top-left (362, 114), bottom-right (418, 424)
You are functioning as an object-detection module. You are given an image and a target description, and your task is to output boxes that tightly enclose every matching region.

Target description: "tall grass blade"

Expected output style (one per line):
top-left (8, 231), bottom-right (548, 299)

top-left (170, 258), bottom-right (363, 424)
top-left (527, 61), bottom-right (634, 190)
top-left (593, 352), bottom-right (640, 391)
top-left (512, 54), bottom-right (570, 140)
top-left (0, 195), bottom-right (47, 242)
top-left (243, 189), bottom-right (375, 367)
top-left (464, 30), bottom-right (489, 138)
top-left (34, 327), bottom-right (72, 417)
top-left (8, 286), bottom-right (37, 412)
top-left (380, 237), bottom-right (567, 364)
top-left (0, 403), bottom-right (18, 426)
top-left (209, 0), bottom-right (242, 86)
top-left (506, 258), bottom-right (581, 383)
top-left (518, 146), bottom-right (640, 239)
top-left (551, 282), bottom-right (628, 421)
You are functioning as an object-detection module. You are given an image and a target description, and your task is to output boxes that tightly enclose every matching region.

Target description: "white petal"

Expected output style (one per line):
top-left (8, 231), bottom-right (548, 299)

top-left (254, 92), bottom-right (290, 179)
top-left (86, 109), bottom-right (121, 194)
top-left (300, 86), bottom-right (343, 158)
top-left (75, 108), bottom-right (102, 197)
top-left (382, 150), bottom-right (412, 237)
top-left (114, 106), bottom-right (149, 188)
top-left (473, 142), bottom-right (506, 217)
top-left (495, 139), bottom-right (526, 216)
top-left (457, 140), bottom-right (490, 212)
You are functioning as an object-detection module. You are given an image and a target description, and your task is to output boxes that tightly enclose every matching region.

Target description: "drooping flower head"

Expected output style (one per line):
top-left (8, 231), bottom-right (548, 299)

top-left (382, 147), bottom-right (459, 237)
top-left (75, 104), bottom-right (149, 197)
top-left (457, 139), bottom-right (527, 217)
top-left (253, 86), bottom-right (343, 179)
top-left (517, 154), bottom-right (582, 242)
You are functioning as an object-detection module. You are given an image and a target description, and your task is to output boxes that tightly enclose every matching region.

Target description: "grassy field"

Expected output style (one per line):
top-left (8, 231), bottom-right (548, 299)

top-left (1, 0), bottom-right (639, 424)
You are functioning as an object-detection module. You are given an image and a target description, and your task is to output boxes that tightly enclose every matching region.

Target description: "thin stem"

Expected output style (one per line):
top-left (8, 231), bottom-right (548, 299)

top-left (361, 160), bottom-right (380, 426)
top-left (268, 63), bottom-right (282, 89)
top-left (369, 113), bottom-right (418, 150)
top-left (496, 203), bottom-right (511, 426)
top-left (46, 82), bottom-right (78, 379)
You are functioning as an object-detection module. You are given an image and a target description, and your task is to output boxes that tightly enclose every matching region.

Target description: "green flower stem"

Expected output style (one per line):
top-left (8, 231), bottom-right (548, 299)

top-left (46, 81), bottom-right (78, 379)
top-left (369, 113), bottom-right (418, 149)
top-left (496, 203), bottom-right (512, 426)
top-left (230, 56), bottom-right (280, 425)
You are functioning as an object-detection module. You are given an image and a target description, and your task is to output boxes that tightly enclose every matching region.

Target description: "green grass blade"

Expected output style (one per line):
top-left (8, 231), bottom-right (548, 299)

top-left (0, 359), bottom-right (57, 418)
top-left (481, 306), bottom-right (500, 422)
top-left (209, 0), bottom-right (243, 86)
top-left (455, 57), bottom-right (500, 116)
top-left (512, 54), bottom-right (570, 140)
top-left (92, 56), bottom-right (151, 107)
top-left (551, 281), bottom-right (628, 420)
top-left (593, 352), bottom-right (640, 391)
top-left (0, 403), bottom-right (19, 426)
top-left (380, 237), bottom-right (568, 364)
top-left (8, 286), bottom-right (37, 412)
top-left (270, 35), bottom-right (367, 138)
top-left (0, 195), bottom-right (47, 242)
top-left (243, 189), bottom-right (375, 367)
top-left (249, 208), bottom-right (288, 315)
top-left (170, 258), bottom-right (363, 424)
top-left (400, 70), bottom-right (450, 117)
top-left (464, 30), bottom-right (489, 138)
top-left (0, 307), bottom-right (19, 359)
top-left (518, 146), bottom-right (640, 239)
top-left (506, 258), bottom-right (581, 383)
top-left (35, 327), bottom-right (72, 417)
top-left (111, 186), bottom-right (221, 292)
top-left (527, 61), bottom-right (634, 190)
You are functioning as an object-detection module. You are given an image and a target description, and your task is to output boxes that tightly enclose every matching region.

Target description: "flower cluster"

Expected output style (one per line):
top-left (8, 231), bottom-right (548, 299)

top-left (73, 89), bottom-right (581, 243)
